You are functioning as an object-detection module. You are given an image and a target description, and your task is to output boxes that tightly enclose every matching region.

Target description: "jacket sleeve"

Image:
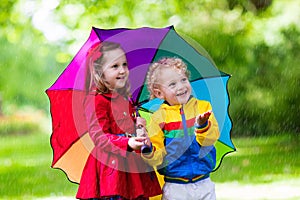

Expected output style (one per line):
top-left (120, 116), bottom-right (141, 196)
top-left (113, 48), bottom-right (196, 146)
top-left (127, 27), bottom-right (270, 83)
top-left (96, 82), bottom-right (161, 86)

top-left (194, 101), bottom-right (220, 146)
top-left (141, 112), bottom-right (166, 166)
top-left (84, 94), bottom-right (129, 157)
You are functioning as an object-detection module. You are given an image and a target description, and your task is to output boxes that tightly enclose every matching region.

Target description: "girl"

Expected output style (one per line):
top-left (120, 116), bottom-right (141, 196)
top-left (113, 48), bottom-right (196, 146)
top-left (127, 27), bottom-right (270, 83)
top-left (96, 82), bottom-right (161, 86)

top-left (76, 41), bottom-right (161, 200)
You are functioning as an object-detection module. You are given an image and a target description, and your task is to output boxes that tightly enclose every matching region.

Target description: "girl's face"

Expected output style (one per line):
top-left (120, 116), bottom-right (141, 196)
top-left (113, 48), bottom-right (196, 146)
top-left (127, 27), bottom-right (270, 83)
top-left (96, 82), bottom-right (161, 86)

top-left (155, 67), bottom-right (191, 105)
top-left (102, 48), bottom-right (129, 91)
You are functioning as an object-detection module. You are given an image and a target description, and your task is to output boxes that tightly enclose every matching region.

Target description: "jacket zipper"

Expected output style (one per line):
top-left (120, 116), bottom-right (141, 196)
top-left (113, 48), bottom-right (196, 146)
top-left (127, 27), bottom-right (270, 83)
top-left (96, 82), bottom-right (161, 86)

top-left (180, 106), bottom-right (194, 181)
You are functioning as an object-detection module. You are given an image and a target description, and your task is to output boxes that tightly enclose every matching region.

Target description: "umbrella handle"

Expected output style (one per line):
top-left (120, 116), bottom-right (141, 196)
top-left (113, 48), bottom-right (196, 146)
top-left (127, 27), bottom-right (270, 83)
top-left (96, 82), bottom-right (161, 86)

top-left (136, 124), bottom-right (152, 154)
top-left (135, 111), bottom-right (151, 153)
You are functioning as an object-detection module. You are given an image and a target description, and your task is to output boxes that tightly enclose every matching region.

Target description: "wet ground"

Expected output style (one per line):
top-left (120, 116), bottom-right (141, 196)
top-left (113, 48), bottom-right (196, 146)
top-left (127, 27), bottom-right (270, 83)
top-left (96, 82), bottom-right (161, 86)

top-left (37, 179), bottom-right (300, 200)
top-left (215, 179), bottom-right (300, 200)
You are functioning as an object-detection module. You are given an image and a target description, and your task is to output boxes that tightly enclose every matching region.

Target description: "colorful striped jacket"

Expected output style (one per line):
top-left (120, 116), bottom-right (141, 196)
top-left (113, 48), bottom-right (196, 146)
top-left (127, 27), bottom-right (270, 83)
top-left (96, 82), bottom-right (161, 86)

top-left (143, 97), bottom-right (220, 183)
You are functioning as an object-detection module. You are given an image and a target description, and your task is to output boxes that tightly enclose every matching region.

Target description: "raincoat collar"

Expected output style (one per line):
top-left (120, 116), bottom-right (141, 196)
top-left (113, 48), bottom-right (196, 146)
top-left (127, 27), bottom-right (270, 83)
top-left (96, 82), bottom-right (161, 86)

top-left (101, 92), bottom-right (128, 100)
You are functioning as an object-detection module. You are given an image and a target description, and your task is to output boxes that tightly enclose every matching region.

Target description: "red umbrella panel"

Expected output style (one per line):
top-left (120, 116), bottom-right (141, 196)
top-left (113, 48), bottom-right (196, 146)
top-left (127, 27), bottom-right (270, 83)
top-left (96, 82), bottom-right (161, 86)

top-left (46, 26), bottom-right (235, 183)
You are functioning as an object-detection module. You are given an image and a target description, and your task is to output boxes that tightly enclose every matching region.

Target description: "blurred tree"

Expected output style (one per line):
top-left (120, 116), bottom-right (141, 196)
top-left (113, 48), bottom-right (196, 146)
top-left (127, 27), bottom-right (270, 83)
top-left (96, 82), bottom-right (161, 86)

top-left (183, 0), bottom-right (300, 135)
top-left (0, 1), bottom-right (64, 112)
top-left (227, 0), bottom-right (272, 11)
top-left (0, 0), bottom-right (299, 136)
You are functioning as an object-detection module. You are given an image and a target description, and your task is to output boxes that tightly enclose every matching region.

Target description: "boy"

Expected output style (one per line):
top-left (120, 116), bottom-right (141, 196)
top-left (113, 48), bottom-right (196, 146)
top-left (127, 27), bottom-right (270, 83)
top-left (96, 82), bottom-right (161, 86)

top-left (141, 57), bottom-right (220, 200)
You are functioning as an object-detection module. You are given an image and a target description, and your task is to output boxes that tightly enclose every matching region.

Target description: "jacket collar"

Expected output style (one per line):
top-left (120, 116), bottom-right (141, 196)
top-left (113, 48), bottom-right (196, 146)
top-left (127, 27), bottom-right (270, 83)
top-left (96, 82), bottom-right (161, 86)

top-left (161, 95), bottom-right (194, 110)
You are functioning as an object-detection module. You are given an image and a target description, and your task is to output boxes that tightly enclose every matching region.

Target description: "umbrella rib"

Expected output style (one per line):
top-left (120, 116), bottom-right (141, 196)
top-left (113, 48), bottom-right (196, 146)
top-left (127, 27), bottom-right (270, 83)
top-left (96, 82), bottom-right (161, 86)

top-left (172, 27), bottom-right (232, 78)
top-left (190, 74), bottom-right (231, 83)
top-left (50, 131), bottom-right (83, 166)
top-left (93, 26), bottom-right (109, 42)
top-left (217, 139), bottom-right (236, 150)
top-left (134, 27), bottom-right (172, 106)
top-left (46, 88), bottom-right (86, 92)
top-left (137, 106), bottom-right (154, 114)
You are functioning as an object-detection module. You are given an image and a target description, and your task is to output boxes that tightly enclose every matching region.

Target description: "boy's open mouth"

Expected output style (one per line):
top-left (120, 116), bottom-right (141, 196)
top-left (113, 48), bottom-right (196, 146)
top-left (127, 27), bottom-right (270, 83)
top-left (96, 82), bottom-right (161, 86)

top-left (176, 90), bottom-right (188, 96)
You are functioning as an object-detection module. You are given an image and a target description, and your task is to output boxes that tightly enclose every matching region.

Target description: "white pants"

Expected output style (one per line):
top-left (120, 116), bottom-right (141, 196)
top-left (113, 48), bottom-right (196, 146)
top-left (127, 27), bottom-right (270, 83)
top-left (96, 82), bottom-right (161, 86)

top-left (162, 177), bottom-right (216, 200)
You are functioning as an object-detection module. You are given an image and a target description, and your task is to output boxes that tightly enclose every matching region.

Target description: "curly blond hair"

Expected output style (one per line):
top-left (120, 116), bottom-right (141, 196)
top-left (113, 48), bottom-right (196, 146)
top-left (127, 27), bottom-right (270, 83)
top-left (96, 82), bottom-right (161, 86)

top-left (85, 41), bottom-right (131, 97)
top-left (146, 57), bottom-right (190, 99)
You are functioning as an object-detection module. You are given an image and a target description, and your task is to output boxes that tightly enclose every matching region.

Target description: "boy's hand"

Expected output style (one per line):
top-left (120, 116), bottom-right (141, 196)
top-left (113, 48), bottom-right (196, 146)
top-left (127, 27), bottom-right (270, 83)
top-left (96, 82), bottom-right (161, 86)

top-left (196, 110), bottom-right (212, 126)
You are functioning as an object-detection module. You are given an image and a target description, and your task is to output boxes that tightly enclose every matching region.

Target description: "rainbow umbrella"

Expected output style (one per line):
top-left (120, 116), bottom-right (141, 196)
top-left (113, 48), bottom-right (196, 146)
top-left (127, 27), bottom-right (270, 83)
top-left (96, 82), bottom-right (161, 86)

top-left (46, 26), bottom-right (235, 183)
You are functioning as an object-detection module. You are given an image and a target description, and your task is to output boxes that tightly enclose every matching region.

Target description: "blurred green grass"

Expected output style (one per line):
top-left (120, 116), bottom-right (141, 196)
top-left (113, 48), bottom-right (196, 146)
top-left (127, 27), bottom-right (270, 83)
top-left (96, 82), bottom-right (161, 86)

top-left (211, 133), bottom-right (300, 183)
top-left (0, 132), bottom-right (299, 199)
top-left (0, 132), bottom-right (77, 199)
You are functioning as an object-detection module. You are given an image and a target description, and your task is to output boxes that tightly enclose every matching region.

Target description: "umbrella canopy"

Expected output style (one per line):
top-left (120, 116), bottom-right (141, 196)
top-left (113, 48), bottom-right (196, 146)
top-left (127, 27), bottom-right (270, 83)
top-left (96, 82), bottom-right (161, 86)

top-left (46, 26), bottom-right (235, 183)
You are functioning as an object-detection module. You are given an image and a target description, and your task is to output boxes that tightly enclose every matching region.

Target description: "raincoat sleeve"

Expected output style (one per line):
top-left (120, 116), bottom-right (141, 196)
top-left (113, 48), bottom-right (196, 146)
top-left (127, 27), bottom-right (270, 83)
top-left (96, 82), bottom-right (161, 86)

top-left (141, 111), bottom-right (166, 166)
top-left (84, 94), bottom-right (129, 157)
top-left (194, 100), bottom-right (220, 146)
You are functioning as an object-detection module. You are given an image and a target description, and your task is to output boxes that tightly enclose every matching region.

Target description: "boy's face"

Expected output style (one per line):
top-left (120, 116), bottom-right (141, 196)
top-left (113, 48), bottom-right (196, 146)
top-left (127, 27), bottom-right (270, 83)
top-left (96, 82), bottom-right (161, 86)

top-left (154, 67), bottom-right (191, 105)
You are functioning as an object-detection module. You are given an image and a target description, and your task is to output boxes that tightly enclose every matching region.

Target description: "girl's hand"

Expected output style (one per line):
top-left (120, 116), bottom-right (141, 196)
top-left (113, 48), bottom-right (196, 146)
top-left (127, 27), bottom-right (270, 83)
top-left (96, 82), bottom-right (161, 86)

top-left (128, 137), bottom-right (147, 150)
top-left (195, 110), bottom-right (212, 126)
top-left (136, 126), bottom-right (151, 148)
top-left (132, 117), bottom-right (151, 150)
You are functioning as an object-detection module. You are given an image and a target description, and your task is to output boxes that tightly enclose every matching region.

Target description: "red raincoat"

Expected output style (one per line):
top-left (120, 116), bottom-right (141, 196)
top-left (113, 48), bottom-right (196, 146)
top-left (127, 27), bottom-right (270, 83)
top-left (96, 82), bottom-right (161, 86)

top-left (76, 92), bottom-right (162, 199)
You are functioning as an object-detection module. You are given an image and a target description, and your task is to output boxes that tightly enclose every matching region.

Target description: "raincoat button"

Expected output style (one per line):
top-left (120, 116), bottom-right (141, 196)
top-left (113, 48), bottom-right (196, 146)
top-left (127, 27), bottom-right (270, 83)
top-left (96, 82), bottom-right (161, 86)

top-left (111, 160), bottom-right (115, 165)
top-left (123, 112), bottom-right (127, 116)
